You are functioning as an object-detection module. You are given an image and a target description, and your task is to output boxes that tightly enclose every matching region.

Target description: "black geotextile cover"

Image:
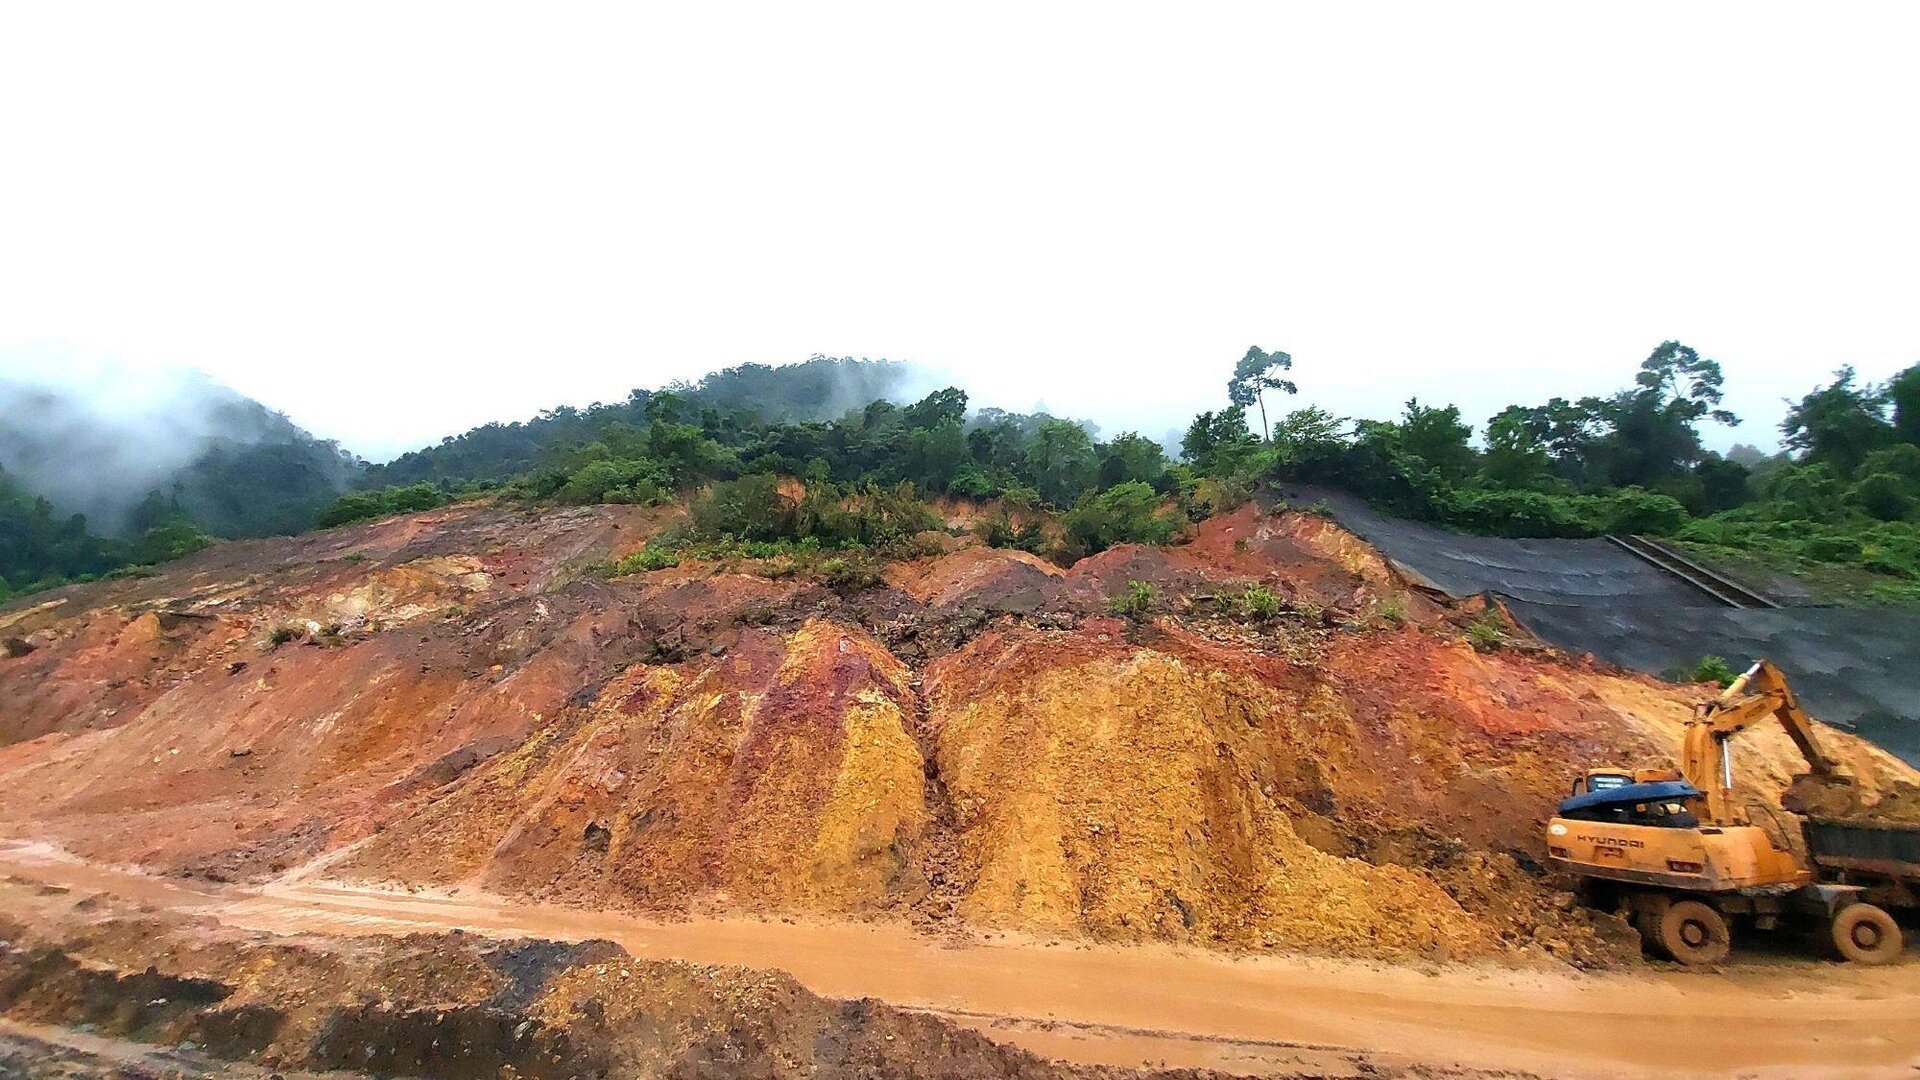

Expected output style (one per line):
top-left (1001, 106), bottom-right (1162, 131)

top-left (1278, 487), bottom-right (1920, 765)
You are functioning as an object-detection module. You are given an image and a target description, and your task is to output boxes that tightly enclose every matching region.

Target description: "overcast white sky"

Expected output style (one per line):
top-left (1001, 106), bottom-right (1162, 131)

top-left (2, 3), bottom-right (1916, 461)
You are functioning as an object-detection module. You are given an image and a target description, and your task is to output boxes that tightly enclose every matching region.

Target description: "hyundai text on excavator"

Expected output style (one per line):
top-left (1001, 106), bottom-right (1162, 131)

top-left (1546, 659), bottom-right (1905, 965)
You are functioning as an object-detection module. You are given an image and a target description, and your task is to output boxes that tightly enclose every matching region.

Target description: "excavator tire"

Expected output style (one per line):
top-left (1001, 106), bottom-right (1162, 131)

top-left (1633, 909), bottom-right (1662, 953)
top-left (1658, 900), bottom-right (1731, 965)
top-left (1831, 904), bottom-right (1903, 965)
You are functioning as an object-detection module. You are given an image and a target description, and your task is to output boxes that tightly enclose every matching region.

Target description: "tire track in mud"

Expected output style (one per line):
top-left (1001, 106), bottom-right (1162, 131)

top-left (3, 843), bottom-right (1916, 1080)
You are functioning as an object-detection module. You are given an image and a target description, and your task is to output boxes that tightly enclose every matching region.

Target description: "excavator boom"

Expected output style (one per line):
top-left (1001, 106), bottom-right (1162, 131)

top-left (1684, 659), bottom-right (1836, 825)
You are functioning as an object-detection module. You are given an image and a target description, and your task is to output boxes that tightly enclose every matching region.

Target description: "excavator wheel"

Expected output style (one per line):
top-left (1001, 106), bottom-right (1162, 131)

top-left (1632, 909), bottom-right (1662, 953)
top-left (1657, 900), bottom-right (1731, 965)
top-left (1830, 904), bottom-right (1903, 965)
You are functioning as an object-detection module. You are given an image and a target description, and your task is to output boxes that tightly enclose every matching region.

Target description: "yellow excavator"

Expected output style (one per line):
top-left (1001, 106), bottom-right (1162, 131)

top-left (1546, 659), bottom-right (1905, 965)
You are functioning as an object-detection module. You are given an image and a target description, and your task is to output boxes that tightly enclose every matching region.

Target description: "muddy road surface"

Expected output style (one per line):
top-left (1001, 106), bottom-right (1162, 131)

top-left (2, 843), bottom-right (1915, 1079)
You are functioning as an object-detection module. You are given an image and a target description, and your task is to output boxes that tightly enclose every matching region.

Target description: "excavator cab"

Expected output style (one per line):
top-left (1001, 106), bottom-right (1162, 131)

top-left (1568, 767), bottom-right (1681, 798)
top-left (1555, 779), bottom-right (1703, 828)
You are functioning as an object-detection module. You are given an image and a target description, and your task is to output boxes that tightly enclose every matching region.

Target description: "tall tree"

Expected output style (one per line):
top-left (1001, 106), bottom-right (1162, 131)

top-left (1227, 347), bottom-right (1297, 442)
top-left (1634, 341), bottom-right (1738, 427)
top-left (1592, 341), bottom-right (1740, 487)
top-left (1096, 432), bottom-right (1169, 489)
top-left (1781, 366), bottom-right (1892, 477)
top-left (903, 387), bottom-right (968, 429)
top-left (1398, 399), bottom-right (1476, 483)
top-left (1023, 420), bottom-right (1099, 507)
top-left (1181, 406), bottom-right (1260, 476)
top-left (905, 421), bottom-right (969, 492)
top-left (1482, 406), bottom-right (1551, 487)
top-left (1888, 362), bottom-right (1920, 446)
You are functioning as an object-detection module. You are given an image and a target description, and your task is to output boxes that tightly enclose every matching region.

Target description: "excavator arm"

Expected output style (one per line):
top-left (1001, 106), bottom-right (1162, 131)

top-left (1682, 659), bottom-right (1837, 825)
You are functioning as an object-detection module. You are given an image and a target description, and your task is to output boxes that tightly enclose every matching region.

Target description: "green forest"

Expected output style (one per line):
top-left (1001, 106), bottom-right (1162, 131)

top-left (5, 347), bottom-right (1919, 605)
top-left (0, 468), bottom-right (217, 596)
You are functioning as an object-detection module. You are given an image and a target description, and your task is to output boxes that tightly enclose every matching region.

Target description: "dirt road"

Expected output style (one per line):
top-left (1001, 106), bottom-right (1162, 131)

top-left (3, 842), bottom-right (1916, 1079)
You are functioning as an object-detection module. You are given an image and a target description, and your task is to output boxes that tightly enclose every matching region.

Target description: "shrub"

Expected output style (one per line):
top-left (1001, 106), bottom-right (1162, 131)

top-left (820, 553), bottom-right (884, 594)
top-left (1062, 482), bottom-right (1183, 554)
top-left (611, 543), bottom-right (682, 575)
top-left (978, 513), bottom-right (1048, 553)
top-left (1859, 444), bottom-right (1920, 483)
top-left (692, 474), bottom-right (792, 541)
top-left (1588, 488), bottom-right (1688, 536)
top-left (1758, 463), bottom-right (1844, 521)
top-left (1845, 472), bottom-right (1917, 522)
top-left (1437, 487), bottom-right (1686, 539)
top-left (850, 482), bottom-right (941, 549)
top-left (644, 477), bottom-right (941, 587)
top-left (1803, 534), bottom-right (1864, 562)
top-left (1269, 406), bottom-right (1349, 475)
top-left (1465, 610), bottom-right (1508, 652)
top-left (784, 480), bottom-right (939, 552)
top-left (1440, 489), bottom-right (1585, 538)
top-left (1183, 473), bottom-right (1255, 521)
top-left (999, 485), bottom-right (1041, 510)
top-left (317, 482), bottom-right (452, 528)
top-left (948, 463), bottom-right (997, 499)
top-left (1109, 579), bottom-right (1156, 620)
top-left (1672, 655), bottom-right (1738, 687)
top-left (556, 458), bottom-right (671, 505)
top-left (1863, 548), bottom-right (1918, 579)
top-left (1239, 584), bottom-right (1280, 620)
top-left (129, 520), bottom-right (216, 565)
top-left (1375, 592), bottom-right (1408, 626)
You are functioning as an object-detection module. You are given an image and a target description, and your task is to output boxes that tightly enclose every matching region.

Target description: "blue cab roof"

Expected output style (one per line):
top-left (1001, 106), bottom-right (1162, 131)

top-left (1557, 779), bottom-right (1701, 815)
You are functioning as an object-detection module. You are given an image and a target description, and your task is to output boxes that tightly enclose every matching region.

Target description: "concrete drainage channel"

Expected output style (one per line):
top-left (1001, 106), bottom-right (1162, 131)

top-left (1605, 533), bottom-right (1780, 609)
top-left (1278, 486), bottom-right (1920, 766)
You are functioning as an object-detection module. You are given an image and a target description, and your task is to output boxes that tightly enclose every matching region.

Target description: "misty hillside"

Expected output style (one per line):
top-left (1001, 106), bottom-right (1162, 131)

top-left (0, 368), bottom-right (362, 540)
top-left (364, 355), bottom-right (934, 488)
top-left (0, 368), bottom-right (365, 594)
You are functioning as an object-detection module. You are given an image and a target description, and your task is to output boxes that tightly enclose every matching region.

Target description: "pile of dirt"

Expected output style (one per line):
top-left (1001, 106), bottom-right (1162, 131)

top-left (0, 904), bottom-right (1214, 1080)
top-left (1784, 774), bottom-right (1920, 825)
top-left (884, 546), bottom-right (1064, 610)
top-left (3, 498), bottom-right (1917, 969)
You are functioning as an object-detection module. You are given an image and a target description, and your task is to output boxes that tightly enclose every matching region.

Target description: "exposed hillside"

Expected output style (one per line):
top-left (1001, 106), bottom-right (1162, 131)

top-left (4, 496), bottom-right (1913, 969)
